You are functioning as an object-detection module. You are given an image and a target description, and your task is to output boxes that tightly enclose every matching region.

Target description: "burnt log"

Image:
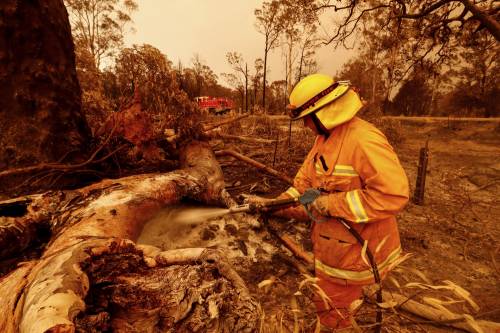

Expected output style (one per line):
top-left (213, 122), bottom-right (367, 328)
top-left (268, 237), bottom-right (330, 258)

top-left (0, 141), bottom-right (258, 332)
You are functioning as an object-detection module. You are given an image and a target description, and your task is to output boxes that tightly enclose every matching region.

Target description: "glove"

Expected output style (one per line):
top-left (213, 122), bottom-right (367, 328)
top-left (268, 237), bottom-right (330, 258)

top-left (310, 194), bottom-right (330, 217)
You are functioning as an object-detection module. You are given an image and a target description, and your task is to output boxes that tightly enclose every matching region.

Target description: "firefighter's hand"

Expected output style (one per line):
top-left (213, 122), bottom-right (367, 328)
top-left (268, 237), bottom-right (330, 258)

top-left (310, 195), bottom-right (330, 216)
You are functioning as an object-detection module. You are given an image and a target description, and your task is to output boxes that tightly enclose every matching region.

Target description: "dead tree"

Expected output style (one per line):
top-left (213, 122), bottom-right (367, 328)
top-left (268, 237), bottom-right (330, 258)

top-left (0, 141), bottom-right (258, 332)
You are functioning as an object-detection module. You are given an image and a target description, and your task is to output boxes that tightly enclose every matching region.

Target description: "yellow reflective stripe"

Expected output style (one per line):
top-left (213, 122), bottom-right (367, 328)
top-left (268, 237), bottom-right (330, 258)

top-left (335, 164), bottom-right (355, 170)
top-left (285, 187), bottom-right (301, 198)
top-left (346, 190), bottom-right (368, 223)
top-left (332, 165), bottom-right (358, 177)
top-left (315, 163), bottom-right (358, 177)
top-left (315, 247), bottom-right (402, 281)
top-left (315, 161), bottom-right (324, 175)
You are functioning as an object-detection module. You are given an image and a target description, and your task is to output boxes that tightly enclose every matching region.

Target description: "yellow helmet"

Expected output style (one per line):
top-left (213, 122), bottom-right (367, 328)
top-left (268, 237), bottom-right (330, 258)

top-left (288, 73), bottom-right (363, 129)
top-left (289, 74), bottom-right (350, 119)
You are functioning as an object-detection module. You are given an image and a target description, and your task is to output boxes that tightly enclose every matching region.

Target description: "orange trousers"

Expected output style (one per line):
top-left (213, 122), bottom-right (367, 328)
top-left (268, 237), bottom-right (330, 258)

top-left (313, 271), bottom-right (363, 330)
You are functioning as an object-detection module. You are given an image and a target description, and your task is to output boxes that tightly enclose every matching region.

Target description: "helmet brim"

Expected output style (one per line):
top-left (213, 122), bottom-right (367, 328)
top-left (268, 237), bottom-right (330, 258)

top-left (290, 84), bottom-right (350, 120)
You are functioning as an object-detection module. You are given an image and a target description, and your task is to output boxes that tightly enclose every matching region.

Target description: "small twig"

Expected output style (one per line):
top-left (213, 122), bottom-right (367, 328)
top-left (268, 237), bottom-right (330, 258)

top-left (0, 123), bottom-right (121, 179)
top-left (395, 290), bottom-right (426, 309)
top-left (30, 171), bottom-right (59, 187)
top-left (47, 172), bottom-right (66, 188)
top-left (10, 144), bottom-right (126, 192)
top-left (13, 170), bottom-right (51, 191)
top-left (90, 144), bottom-right (128, 165)
top-left (56, 149), bottom-right (78, 163)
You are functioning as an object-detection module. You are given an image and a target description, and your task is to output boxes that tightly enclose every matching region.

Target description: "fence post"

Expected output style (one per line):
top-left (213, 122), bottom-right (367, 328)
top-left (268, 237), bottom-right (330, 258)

top-left (413, 139), bottom-right (429, 205)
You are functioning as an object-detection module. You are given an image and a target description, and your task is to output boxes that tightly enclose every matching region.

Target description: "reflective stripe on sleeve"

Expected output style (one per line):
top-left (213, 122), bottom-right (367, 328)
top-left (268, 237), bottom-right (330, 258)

top-left (316, 163), bottom-right (358, 177)
top-left (285, 187), bottom-right (301, 198)
top-left (346, 190), bottom-right (369, 223)
top-left (332, 164), bottom-right (358, 177)
top-left (315, 247), bottom-right (402, 282)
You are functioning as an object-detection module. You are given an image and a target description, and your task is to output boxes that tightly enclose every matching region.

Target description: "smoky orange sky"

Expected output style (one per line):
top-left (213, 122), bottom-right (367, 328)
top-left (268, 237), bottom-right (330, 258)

top-left (124, 0), bottom-right (356, 87)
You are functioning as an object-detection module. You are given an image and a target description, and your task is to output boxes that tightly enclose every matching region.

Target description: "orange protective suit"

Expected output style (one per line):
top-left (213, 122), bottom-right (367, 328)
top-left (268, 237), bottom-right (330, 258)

top-left (278, 116), bottom-right (409, 329)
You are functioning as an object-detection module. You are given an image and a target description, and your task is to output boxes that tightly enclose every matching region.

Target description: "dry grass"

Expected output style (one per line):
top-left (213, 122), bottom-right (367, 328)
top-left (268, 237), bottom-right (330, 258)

top-left (256, 274), bottom-right (321, 333)
top-left (253, 251), bottom-right (487, 333)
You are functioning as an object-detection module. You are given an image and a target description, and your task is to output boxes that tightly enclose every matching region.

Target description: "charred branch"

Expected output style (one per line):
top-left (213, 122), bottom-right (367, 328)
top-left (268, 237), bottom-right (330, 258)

top-left (215, 149), bottom-right (293, 184)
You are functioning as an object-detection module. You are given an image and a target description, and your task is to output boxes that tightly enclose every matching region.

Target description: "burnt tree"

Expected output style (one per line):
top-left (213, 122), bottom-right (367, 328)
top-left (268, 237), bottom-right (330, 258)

top-left (0, 0), bottom-right (90, 177)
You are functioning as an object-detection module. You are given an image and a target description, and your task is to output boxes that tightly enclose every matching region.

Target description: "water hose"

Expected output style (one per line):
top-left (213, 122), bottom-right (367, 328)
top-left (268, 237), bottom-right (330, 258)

top-left (299, 189), bottom-right (383, 333)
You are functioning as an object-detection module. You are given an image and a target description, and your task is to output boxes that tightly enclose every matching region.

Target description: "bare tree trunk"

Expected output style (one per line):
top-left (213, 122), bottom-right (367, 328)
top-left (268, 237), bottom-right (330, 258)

top-left (263, 46), bottom-right (268, 112)
top-left (298, 44), bottom-right (305, 82)
top-left (371, 69), bottom-right (377, 107)
top-left (383, 43), bottom-right (398, 114)
top-left (0, 0), bottom-right (90, 174)
top-left (253, 80), bottom-right (258, 110)
top-left (284, 52), bottom-right (289, 96)
top-left (287, 37), bottom-right (294, 95)
top-left (245, 63), bottom-right (248, 113)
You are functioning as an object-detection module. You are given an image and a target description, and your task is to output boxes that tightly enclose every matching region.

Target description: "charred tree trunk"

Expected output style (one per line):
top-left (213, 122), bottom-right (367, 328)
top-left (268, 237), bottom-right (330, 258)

top-left (262, 44), bottom-right (268, 112)
top-left (0, 141), bottom-right (258, 332)
top-left (0, 0), bottom-right (90, 183)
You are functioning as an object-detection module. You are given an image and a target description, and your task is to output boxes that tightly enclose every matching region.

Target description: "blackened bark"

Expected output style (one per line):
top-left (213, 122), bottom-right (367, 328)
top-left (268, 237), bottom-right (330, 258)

top-left (0, 0), bottom-right (90, 172)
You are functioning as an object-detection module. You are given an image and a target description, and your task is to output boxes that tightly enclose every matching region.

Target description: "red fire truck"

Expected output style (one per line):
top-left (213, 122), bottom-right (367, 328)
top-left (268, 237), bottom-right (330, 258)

top-left (195, 96), bottom-right (234, 115)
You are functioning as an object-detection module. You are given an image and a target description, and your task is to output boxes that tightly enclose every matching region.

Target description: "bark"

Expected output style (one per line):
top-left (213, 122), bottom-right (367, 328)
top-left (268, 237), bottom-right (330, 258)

top-left (0, 0), bottom-right (90, 172)
top-left (0, 193), bottom-right (62, 260)
top-left (0, 141), bottom-right (258, 332)
top-left (245, 63), bottom-right (249, 113)
top-left (0, 262), bottom-right (36, 333)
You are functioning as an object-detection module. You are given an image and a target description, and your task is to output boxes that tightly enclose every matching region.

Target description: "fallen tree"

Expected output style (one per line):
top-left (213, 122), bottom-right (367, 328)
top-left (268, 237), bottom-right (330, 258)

top-left (0, 141), bottom-right (258, 333)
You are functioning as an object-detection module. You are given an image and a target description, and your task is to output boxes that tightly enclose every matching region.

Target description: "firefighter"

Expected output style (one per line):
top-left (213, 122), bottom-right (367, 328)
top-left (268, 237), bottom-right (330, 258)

top-left (247, 74), bottom-right (409, 330)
